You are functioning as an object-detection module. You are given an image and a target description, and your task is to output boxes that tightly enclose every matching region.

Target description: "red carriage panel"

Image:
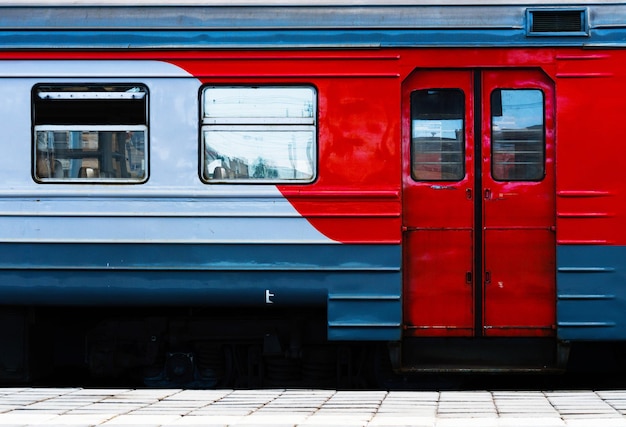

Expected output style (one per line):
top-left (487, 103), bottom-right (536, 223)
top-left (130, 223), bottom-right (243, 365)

top-left (404, 229), bottom-right (474, 336)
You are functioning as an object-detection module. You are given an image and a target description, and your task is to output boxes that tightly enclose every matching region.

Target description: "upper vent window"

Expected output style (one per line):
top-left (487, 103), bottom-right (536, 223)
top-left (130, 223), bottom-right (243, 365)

top-left (527, 8), bottom-right (588, 37)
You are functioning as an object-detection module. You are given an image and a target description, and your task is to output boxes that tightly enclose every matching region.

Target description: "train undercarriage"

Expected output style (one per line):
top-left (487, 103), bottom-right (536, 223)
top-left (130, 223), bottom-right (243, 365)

top-left (1, 306), bottom-right (625, 388)
top-left (0, 307), bottom-right (386, 388)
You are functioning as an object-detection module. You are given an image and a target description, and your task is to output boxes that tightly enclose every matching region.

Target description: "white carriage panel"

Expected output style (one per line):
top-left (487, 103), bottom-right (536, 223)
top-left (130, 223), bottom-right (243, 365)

top-left (0, 60), bottom-right (334, 244)
top-left (0, 79), bottom-right (35, 186)
top-left (0, 215), bottom-right (331, 244)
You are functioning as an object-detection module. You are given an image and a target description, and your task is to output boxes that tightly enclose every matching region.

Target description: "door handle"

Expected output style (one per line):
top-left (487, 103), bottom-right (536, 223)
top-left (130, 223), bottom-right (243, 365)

top-left (466, 188), bottom-right (472, 200)
top-left (484, 188), bottom-right (492, 200)
top-left (485, 271), bottom-right (491, 285)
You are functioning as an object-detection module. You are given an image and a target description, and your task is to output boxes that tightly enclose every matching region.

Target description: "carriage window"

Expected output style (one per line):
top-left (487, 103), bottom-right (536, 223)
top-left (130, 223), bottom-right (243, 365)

top-left (411, 89), bottom-right (465, 181)
top-left (201, 86), bottom-right (316, 183)
top-left (491, 89), bottom-right (545, 181)
top-left (33, 84), bottom-right (148, 183)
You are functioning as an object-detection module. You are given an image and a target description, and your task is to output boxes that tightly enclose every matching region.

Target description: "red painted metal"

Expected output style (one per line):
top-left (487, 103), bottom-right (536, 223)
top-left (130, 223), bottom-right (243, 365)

top-left (481, 69), bottom-right (556, 336)
top-left (401, 70), bottom-right (476, 336)
top-left (483, 229), bottom-right (555, 336)
top-left (404, 229), bottom-right (474, 336)
top-left (402, 68), bottom-right (556, 337)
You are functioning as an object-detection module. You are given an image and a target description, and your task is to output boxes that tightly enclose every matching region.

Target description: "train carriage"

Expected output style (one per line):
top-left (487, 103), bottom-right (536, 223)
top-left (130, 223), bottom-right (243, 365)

top-left (0, 0), bottom-right (625, 386)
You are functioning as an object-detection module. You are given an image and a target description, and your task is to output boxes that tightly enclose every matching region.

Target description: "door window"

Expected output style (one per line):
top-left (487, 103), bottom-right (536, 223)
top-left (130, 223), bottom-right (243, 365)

top-left (410, 89), bottom-right (465, 181)
top-left (491, 89), bottom-right (545, 181)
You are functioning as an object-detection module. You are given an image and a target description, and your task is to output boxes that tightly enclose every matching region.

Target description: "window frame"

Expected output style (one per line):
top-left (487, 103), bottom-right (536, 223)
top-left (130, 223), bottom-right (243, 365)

top-left (490, 88), bottom-right (546, 182)
top-left (32, 83), bottom-right (149, 184)
top-left (200, 85), bottom-right (318, 184)
top-left (410, 88), bottom-right (466, 182)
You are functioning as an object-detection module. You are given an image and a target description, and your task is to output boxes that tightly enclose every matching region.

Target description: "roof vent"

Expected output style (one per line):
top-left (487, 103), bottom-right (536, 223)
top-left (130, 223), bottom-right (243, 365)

top-left (527, 8), bottom-right (588, 36)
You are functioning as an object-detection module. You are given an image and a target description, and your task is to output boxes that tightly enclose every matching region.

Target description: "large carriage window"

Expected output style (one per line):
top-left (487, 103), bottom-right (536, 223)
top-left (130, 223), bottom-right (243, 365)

top-left (33, 84), bottom-right (148, 183)
top-left (491, 89), bottom-right (544, 181)
top-left (202, 86), bottom-right (316, 183)
top-left (411, 89), bottom-right (465, 181)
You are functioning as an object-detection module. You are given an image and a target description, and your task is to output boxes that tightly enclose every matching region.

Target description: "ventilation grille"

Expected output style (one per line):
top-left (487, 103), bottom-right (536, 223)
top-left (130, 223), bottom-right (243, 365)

top-left (527, 9), bottom-right (588, 36)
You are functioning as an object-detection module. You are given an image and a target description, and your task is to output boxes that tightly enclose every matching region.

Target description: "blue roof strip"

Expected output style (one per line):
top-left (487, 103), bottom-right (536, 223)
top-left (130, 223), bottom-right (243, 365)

top-left (0, 29), bottom-right (619, 49)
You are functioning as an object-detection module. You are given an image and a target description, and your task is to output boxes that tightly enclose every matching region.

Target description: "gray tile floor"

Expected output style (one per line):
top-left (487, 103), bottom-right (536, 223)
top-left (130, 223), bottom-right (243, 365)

top-left (1, 388), bottom-right (626, 426)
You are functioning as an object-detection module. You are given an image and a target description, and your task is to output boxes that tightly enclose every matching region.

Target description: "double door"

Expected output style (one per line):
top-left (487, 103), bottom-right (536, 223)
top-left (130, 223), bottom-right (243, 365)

top-left (402, 69), bottom-right (555, 337)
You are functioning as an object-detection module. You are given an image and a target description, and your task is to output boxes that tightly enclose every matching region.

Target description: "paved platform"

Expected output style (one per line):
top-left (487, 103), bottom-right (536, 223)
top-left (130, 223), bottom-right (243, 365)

top-left (1, 388), bottom-right (626, 426)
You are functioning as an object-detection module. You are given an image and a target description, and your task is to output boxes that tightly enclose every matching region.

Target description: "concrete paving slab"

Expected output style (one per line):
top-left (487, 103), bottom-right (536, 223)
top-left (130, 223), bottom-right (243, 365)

top-left (1, 388), bottom-right (626, 426)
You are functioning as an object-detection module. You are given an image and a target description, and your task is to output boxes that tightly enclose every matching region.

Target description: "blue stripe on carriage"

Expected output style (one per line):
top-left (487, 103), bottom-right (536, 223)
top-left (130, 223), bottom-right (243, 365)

top-left (0, 242), bottom-right (402, 340)
top-left (557, 245), bottom-right (626, 341)
top-left (0, 242), bottom-right (400, 273)
top-left (0, 29), bottom-right (614, 50)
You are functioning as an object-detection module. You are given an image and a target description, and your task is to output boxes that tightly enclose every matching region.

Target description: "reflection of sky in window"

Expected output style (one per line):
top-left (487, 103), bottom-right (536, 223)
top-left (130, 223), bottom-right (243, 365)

top-left (204, 87), bottom-right (315, 119)
top-left (411, 90), bottom-right (543, 140)
top-left (412, 120), bottom-right (462, 140)
top-left (493, 89), bottom-right (543, 130)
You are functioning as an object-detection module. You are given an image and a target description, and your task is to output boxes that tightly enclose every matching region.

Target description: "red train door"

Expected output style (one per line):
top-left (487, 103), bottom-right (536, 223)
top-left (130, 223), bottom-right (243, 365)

top-left (402, 68), bottom-right (555, 337)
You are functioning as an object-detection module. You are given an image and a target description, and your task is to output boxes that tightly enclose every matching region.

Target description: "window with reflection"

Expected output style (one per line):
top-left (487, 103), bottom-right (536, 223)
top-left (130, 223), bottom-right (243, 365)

top-left (201, 86), bottom-right (316, 183)
top-left (491, 89), bottom-right (545, 181)
top-left (33, 84), bottom-right (148, 183)
top-left (411, 89), bottom-right (465, 181)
